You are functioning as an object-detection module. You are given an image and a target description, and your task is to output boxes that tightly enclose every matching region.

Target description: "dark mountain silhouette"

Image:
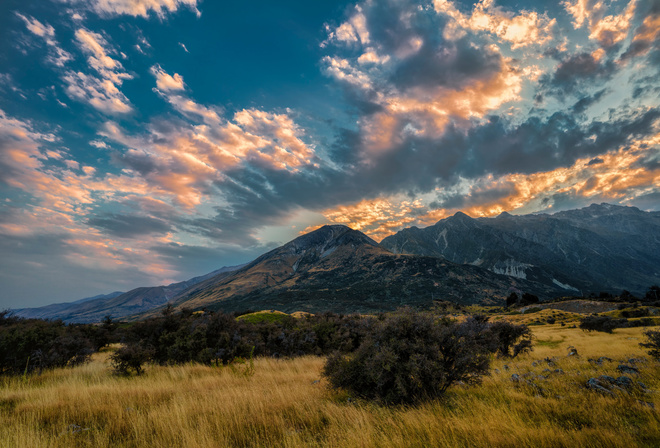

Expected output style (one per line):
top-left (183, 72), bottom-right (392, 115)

top-left (380, 203), bottom-right (660, 296)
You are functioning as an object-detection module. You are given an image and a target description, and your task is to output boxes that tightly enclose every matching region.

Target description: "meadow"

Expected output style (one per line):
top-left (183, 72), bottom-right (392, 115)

top-left (1, 318), bottom-right (659, 447)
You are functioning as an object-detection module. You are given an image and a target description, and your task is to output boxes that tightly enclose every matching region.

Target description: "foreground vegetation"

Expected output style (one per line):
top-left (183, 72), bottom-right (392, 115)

top-left (1, 322), bottom-right (659, 447)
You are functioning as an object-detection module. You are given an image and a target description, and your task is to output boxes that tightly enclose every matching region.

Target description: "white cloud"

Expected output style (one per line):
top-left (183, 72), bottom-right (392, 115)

top-left (16, 13), bottom-right (72, 67)
top-left (16, 13), bottom-right (55, 38)
top-left (64, 0), bottom-right (201, 19)
top-left (151, 65), bottom-right (185, 91)
top-left (65, 29), bottom-right (133, 114)
top-left (63, 71), bottom-right (133, 114)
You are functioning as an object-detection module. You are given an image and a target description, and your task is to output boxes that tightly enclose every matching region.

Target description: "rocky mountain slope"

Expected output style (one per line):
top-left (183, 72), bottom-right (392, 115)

top-left (13, 265), bottom-right (244, 323)
top-left (380, 203), bottom-right (660, 296)
top-left (147, 225), bottom-right (565, 316)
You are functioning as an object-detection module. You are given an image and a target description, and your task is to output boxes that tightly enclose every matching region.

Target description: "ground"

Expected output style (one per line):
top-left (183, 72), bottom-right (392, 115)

top-left (1, 319), bottom-right (659, 447)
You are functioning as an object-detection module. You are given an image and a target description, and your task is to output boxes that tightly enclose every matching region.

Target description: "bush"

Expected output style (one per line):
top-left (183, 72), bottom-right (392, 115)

top-left (323, 310), bottom-right (496, 404)
top-left (110, 344), bottom-right (154, 376)
top-left (506, 292), bottom-right (519, 308)
top-left (521, 293), bottom-right (539, 305)
top-left (640, 330), bottom-right (660, 359)
top-left (579, 315), bottom-right (628, 333)
top-left (487, 321), bottom-right (533, 358)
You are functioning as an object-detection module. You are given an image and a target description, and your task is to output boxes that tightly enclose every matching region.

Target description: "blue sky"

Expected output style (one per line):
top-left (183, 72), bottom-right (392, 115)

top-left (1, 0), bottom-right (659, 308)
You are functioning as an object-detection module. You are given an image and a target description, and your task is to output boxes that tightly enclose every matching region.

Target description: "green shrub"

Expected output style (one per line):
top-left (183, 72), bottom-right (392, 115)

top-left (322, 311), bottom-right (495, 404)
top-left (110, 344), bottom-right (154, 376)
top-left (579, 315), bottom-right (628, 333)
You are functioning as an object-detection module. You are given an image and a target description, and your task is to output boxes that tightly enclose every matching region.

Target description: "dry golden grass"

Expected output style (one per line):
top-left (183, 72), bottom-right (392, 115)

top-left (1, 325), bottom-right (659, 447)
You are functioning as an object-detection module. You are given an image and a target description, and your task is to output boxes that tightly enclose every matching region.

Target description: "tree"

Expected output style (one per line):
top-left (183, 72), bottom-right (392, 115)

top-left (506, 292), bottom-right (519, 308)
top-left (521, 293), bottom-right (539, 305)
top-left (487, 321), bottom-right (533, 358)
top-left (644, 285), bottom-right (660, 302)
top-left (640, 330), bottom-right (660, 359)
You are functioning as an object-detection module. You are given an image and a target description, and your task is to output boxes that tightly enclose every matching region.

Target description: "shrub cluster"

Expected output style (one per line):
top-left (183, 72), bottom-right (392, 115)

top-left (118, 308), bottom-right (375, 370)
top-left (322, 310), bottom-right (532, 404)
top-left (579, 315), bottom-right (656, 333)
top-left (0, 311), bottom-right (111, 375)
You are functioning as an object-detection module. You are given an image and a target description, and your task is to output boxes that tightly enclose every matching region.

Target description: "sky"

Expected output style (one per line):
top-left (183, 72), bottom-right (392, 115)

top-left (0, 0), bottom-right (659, 308)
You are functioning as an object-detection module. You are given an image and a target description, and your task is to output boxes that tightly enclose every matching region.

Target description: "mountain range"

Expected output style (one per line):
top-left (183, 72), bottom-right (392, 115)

top-left (12, 203), bottom-right (660, 322)
top-left (380, 203), bottom-right (660, 296)
top-left (12, 265), bottom-right (244, 323)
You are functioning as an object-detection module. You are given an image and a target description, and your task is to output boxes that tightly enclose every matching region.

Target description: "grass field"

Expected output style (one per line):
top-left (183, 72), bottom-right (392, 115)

top-left (1, 323), bottom-right (659, 447)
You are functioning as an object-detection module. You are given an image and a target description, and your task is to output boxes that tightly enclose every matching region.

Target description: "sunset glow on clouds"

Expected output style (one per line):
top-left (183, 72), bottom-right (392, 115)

top-left (1, 0), bottom-right (659, 307)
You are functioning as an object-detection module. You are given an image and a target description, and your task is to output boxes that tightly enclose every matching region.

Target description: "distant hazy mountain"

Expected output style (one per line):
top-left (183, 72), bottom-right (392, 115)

top-left (380, 203), bottom-right (660, 296)
top-left (140, 225), bottom-right (565, 317)
top-left (12, 265), bottom-right (245, 323)
top-left (12, 291), bottom-right (125, 320)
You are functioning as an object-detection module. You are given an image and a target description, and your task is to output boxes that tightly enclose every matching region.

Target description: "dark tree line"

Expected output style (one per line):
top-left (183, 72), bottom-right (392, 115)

top-left (0, 311), bottom-right (116, 375)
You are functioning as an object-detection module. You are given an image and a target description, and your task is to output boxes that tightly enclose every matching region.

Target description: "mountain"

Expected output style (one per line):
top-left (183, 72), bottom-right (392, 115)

top-left (145, 225), bottom-right (565, 316)
top-left (13, 265), bottom-right (245, 323)
top-left (12, 291), bottom-right (124, 320)
top-left (380, 203), bottom-right (660, 296)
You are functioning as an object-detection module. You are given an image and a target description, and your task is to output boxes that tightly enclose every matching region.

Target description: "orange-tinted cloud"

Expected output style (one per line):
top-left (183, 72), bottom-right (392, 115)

top-left (435, 0), bottom-right (556, 49)
top-left (311, 131), bottom-right (660, 240)
top-left (562, 0), bottom-right (637, 48)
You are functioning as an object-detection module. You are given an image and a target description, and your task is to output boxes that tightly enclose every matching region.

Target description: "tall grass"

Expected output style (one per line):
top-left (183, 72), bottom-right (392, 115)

top-left (1, 326), bottom-right (659, 447)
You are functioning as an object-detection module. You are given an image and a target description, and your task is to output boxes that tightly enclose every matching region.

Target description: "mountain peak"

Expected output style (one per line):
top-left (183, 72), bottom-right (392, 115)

top-left (284, 224), bottom-right (378, 254)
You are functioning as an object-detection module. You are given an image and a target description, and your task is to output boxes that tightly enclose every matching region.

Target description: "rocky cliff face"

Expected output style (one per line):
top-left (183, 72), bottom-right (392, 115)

top-left (380, 203), bottom-right (660, 296)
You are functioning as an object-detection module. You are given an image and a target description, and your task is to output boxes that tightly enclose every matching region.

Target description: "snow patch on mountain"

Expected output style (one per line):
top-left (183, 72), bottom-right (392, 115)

top-left (492, 260), bottom-right (532, 279)
top-left (552, 278), bottom-right (579, 291)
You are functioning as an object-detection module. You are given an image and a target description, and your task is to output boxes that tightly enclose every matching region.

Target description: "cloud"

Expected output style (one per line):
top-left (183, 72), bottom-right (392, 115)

top-left (587, 0), bottom-right (636, 48)
top-left (545, 51), bottom-right (616, 98)
top-left (64, 0), bottom-right (201, 19)
top-left (562, 0), bottom-right (637, 48)
top-left (16, 13), bottom-right (55, 38)
top-left (63, 71), bottom-right (133, 114)
top-left (101, 103), bottom-right (318, 209)
top-left (0, 110), bottom-right (258, 307)
top-left (16, 13), bottom-right (72, 66)
top-left (571, 88), bottom-right (608, 114)
top-left (87, 213), bottom-right (172, 238)
top-left (150, 65), bottom-right (185, 91)
top-left (620, 6), bottom-right (660, 62)
top-left (321, 0), bottom-right (531, 163)
top-left (62, 28), bottom-right (133, 114)
top-left (309, 128), bottom-right (660, 240)
top-left (435, 0), bottom-right (557, 50)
